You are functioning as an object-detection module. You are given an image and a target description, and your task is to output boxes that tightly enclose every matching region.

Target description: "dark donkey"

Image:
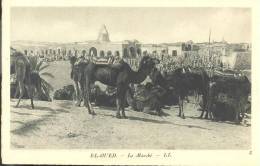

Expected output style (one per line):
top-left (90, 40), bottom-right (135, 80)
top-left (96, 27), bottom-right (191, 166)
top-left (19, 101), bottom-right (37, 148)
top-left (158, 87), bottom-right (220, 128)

top-left (81, 56), bottom-right (159, 118)
top-left (150, 67), bottom-right (209, 119)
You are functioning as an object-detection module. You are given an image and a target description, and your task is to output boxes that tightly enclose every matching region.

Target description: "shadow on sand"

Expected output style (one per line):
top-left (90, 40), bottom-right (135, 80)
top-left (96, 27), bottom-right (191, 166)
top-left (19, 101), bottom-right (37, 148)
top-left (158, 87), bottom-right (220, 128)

top-left (97, 111), bottom-right (211, 130)
top-left (11, 105), bottom-right (70, 136)
top-left (56, 100), bottom-right (73, 109)
top-left (12, 105), bottom-right (55, 112)
top-left (187, 115), bottom-right (246, 126)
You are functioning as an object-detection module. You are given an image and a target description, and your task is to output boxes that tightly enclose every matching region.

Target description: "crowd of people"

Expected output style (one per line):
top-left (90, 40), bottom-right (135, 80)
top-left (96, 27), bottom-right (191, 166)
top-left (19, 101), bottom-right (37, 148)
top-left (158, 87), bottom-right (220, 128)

top-left (21, 47), bottom-right (226, 74)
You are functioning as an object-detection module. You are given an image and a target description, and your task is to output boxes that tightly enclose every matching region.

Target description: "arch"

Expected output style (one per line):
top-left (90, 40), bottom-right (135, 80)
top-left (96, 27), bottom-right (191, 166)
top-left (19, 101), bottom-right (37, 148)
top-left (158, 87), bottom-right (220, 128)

top-left (82, 50), bottom-right (87, 56)
top-left (142, 50), bottom-right (148, 56)
top-left (172, 50), bottom-right (177, 56)
top-left (89, 47), bottom-right (97, 57)
top-left (123, 48), bottom-right (129, 58)
top-left (137, 48), bottom-right (142, 56)
top-left (62, 49), bottom-right (67, 56)
top-left (100, 50), bottom-right (105, 57)
top-left (129, 47), bottom-right (136, 58)
top-left (29, 50), bottom-right (34, 56)
top-left (114, 51), bottom-right (120, 57)
top-left (152, 50), bottom-right (157, 55)
top-left (68, 50), bottom-right (72, 56)
top-left (107, 50), bottom-right (112, 57)
top-left (57, 48), bottom-right (61, 55)
top-left (187, 44), bottom-right (192, 51)
top-left (74, 49), bottom-right (78, 57)
top-left (162, 49), bottom-right (166, 54)
top-left (24, 50), bottom-right (28, 56)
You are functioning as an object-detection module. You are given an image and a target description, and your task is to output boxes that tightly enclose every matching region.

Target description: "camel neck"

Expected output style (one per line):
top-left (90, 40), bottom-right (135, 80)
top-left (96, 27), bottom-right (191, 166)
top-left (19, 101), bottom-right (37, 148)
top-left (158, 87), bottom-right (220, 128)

top-left (131, 67), bottom-right (149, 84)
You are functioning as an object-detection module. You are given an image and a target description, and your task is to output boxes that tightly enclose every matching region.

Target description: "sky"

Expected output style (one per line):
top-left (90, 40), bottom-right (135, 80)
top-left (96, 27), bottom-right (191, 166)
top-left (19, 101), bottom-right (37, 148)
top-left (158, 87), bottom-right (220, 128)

top-left (11, 7), bottom-right (251, 43)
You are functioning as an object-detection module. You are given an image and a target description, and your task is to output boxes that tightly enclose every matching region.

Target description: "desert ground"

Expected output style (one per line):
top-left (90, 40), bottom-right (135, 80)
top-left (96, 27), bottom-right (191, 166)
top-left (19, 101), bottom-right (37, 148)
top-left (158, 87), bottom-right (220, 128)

top-left (10, 61), bottom-right (251, 149)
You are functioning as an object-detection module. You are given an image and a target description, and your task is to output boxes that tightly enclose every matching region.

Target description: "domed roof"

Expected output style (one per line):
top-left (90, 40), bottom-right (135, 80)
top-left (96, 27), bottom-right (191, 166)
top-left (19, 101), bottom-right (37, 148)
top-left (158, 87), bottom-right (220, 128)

top-left (97, 24), bottom-right (110, 42)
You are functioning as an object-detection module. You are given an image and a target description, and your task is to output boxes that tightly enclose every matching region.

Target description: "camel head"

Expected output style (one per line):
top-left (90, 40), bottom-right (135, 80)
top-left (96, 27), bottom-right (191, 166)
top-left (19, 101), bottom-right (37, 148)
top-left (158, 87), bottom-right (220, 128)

top-left (69, 56), bottom-right (77, 66)
top-left (139, 56), bottom-right (160, 72)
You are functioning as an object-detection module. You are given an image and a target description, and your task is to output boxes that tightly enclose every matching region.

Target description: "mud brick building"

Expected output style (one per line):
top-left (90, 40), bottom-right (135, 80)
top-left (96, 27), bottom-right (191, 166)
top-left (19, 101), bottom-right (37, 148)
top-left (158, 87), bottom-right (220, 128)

top-left (11, 25), bottom-right (142, 60)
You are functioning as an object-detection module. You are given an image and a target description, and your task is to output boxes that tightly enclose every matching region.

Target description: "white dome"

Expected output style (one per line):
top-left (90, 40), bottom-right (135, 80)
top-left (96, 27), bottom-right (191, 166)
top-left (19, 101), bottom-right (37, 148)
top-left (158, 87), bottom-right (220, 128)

top-left (97, 24), bottom-right (110, 42)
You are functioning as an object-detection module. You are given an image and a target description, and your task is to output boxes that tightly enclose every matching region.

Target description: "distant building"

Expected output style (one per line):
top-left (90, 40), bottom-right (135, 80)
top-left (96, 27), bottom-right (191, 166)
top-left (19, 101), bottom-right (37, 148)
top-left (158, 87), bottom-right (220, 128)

top-left (11, 25), bottom-right (142, 60)
top-left (141, 44), bottom-right (167, 56)
top-left (97, 24), bottom-right (110, 42)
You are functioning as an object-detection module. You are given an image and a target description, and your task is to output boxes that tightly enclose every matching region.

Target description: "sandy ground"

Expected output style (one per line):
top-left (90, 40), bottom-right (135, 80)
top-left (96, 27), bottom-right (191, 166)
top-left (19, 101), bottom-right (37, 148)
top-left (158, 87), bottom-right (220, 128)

top-left (10, 99), bottom-right (251, 149)
top-left (10, 61), bottom-right (251, 149)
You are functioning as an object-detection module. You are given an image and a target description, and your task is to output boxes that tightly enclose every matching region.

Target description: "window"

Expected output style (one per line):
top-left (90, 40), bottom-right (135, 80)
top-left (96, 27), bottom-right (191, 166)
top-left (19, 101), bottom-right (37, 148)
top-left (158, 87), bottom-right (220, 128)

top-left (123, 48), bottom-right (129, 58)
top-left (182, 43), bottom-right (186, 51)
top-left (172, 50), bottom-right (177, 56)
top-left (107, 50), bottom-right (112, 56)
top-left (100, 50), bottom-right (105, 57)
top-left (82, 50), bottom-right (87, 56)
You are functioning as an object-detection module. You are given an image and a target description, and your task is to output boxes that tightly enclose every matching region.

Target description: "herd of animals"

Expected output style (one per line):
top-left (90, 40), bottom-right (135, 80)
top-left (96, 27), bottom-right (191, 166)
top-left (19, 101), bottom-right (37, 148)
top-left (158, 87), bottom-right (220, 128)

top-left (10, 49), bottom-right (251, 124)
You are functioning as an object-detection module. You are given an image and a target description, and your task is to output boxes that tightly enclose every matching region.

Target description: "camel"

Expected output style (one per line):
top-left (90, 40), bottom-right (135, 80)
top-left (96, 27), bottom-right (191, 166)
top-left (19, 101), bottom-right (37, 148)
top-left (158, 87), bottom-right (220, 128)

top-left (69, 56), bottom-right (88, 106)
top-left (207, 74), bottom-right (251, 123)
top-left (12, 51), bottom-right (42, 109)
top-left (150, 67), bottom-right (209, 119)
top-left (81, 55), bottom-right (160, 118)
top-left (69, 48), bottom-right (98, 106)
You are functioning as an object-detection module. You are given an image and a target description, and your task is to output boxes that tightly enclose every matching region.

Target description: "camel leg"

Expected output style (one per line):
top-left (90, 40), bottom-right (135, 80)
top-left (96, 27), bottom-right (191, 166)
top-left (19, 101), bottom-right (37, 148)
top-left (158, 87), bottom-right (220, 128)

top-left (15, 84), bottom-right (20, 98)
top-left (181, 100), bottom-right (185, 119)
top-left (84, 80), bottom-right (95, 115)
top-left (178, 96), bottom-right (181, 117)
top-left (16, 82), bottom-right (24, 108)
top-left (121, 89), bottom-right (128, 119)
top-left (156, 105), bottom-right (162, 116)
top-left (200, 110), bottom-right (204, 119)
top-left (74, 81), bottom-right (81, 106)
top-left (116, 85), bottom-right (128, 119)
top-left (235, 101), bottom-right (241, 124)
top-left (207, 98), bottom-right (213, 120)
top-left (178, 96), bottom-right (185, 119)
top-left (78, 81), bottom-right (85, 106)
top-left (116, 98), bottom-right (121, 118)
top-left (203, 96), bottom-right (212, 119)
top-left (199, 95), bottom-right (207, 118)
top-left (26, 85), bottom-right (34, 109)
top-left (121, 106), bottom-right (127, 119)
top-left (207, 95), bottom-right (215, 120)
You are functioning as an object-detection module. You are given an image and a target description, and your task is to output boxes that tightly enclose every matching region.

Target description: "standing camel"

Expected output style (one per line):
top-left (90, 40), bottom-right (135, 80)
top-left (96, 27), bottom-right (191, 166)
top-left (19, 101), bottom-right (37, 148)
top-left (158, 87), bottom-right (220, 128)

top-left (69, 56), bottom-right (88, 106)
top-left (82, 55), bottom-right (159, 118)
top-left (12, 51), bottom-right (41, 109)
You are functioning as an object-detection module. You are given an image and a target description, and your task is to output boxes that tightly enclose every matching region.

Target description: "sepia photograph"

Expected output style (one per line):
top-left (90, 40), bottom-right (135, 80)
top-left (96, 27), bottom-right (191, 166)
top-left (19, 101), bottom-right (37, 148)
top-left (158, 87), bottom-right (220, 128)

top-left (9, 7), bottom-right (252, 149)
top-left (2, 0), bottom-right (260, 165)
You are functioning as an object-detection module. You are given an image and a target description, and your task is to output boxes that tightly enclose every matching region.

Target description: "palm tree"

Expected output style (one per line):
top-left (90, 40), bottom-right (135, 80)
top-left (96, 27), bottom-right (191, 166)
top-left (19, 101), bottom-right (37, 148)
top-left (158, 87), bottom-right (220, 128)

top-left (27, 56), bottom-right (54, 101)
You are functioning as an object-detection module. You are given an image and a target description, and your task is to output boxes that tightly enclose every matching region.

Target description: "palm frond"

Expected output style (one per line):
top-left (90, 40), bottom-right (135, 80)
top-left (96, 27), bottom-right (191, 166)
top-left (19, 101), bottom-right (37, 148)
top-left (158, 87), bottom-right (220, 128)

top-left (41, 78), bottom-right (54, 91)
top-left (39, 64), bottom-right (50, 71)
top-left (28, 56), bottom-right (38, 70)
top-left (36, 60), bottom-right (44, 71)
top-left (41, 83), bottom-right (51, 99)
top-left (40, 72), bottom-right (55, 79)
